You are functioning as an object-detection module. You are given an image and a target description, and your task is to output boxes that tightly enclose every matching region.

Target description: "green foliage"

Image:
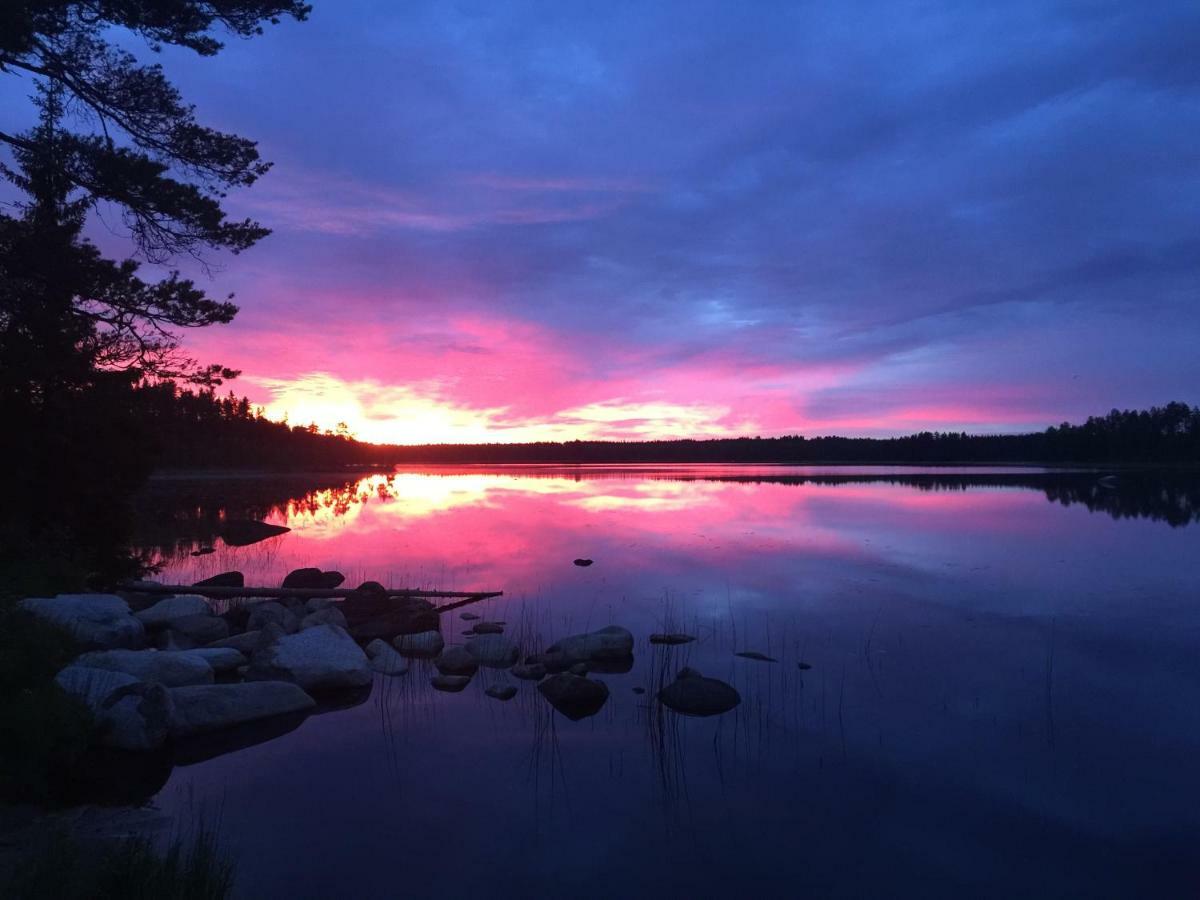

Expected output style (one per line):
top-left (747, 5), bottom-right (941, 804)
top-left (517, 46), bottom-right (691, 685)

top-left (7, 826), bottom-right (235, 900)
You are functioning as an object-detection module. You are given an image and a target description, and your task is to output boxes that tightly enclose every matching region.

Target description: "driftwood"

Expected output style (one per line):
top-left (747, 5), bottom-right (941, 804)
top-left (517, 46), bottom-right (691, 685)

top-left (118, 583), bottom-right (502, 602)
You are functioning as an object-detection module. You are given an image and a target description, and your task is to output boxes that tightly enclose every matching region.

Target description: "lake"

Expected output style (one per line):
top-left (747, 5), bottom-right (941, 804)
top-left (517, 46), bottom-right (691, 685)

top-left (132, 465), bottom-right (1200, 898)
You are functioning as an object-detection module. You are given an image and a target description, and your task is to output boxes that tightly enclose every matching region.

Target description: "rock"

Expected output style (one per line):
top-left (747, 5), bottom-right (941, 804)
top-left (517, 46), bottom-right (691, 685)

top-left (300, 606), bottom-right (347, 630)
top-left (281, 568), bottom-right (346, 590)
top-left (135, 594), bottom-right (212, 628)
top-left (465, 635), bottom-right (520, 668)
top-left (568, 663), bottom-right (589, 676)
top-left (470, 621), bottom-right (504, 635)
top-left (735, 651), bottom-right (777, 663)
top-left (21, 594), bottom-right (144, 650)
top-left (649, 633), bottom-right (696, 645)
top-left (55, 666), bottom-right (172, 751)
top-left (205, 631), bottom-right (266, 656)
top-left (173, 647), bottom-right (247, 675)
top-left (573, 558), bottom-right (594, 567)
top-left (193, 571), bottom-right (244, 588)
top-left (246, 625), bottom-right (372, 692)
top-left (511, 662), bottom-right (546, 681)
top-left (658, 668), bottom-right (741, 717)
top-left (434, 646), bottom-right (479, 676)
top-left (430, 674), bottom-right (471, 692)
top-left (246, 601), bottom-right (300, 635)
top-left (159, 614), bottom-right (229, 649)
top-left (76, 649), bottom-right (214, 687)
top-left (485, 685), bottom-right (517, 701)
top-left (460, 612), bottom-right (481, 621)
top-left (538, 674), bottom-right (609, 720)
top-left (542, 626), bottom-right (634, 668)
top-left (304, 597), bottom-right (337, 614)
top-left (797, 662), bottom-right (813, 671)
top-left (219, 519), bottom-right (290, 547)
top-left (169, 682), bottom-right (316, 737)
top-left (191, 547), bottom-right (215, 556)
top-left (393, 630), bottom-right (444, 658)
top-left (343, 593), bottom-right (438, 641)
top-left (365, 639), bottom-right (410, 675)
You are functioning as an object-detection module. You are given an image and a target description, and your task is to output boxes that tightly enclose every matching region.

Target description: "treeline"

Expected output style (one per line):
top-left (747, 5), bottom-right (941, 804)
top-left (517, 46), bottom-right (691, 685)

top-left (385, 402), bottom-right (1200, 465)
top-left (134, 393), bottom-right (1200, 467)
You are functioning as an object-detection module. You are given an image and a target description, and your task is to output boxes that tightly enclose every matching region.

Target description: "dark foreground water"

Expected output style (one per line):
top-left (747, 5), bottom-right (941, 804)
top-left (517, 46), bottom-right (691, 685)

top-left (132, 466), bottom-right (1200, 898)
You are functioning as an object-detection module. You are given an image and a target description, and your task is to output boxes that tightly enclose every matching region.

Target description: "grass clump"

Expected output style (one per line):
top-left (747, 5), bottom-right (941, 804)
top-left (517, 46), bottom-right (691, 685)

top-left (7, 826), bottom-right (235, 900)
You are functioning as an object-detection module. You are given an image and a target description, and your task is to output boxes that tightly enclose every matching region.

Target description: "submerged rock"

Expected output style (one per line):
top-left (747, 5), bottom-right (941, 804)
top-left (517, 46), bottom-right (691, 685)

top-left (538, 673), bottom-right (609, 721)
top-left (658, 668), bottom-right (741, 717)
top-left (470, 621), bottom-right (505, 635)
top-left (797, 661), bottom-right (813, 671)
top-left (135, 594), bottom-right (212, 629)
top-left (365, 639), bottom-right (410, 675)
top-left (394, 630), bottom-right (444, 657)
top-left (511, 662), bottom-right (546, 681)
top-left (169, 682), bottom-right (315, 737)
top-left (435, 646), bottom-right (479, 676)
top-left (485, 685), bottom-right (518, 701)
top-left (465, 635), bottom-right (520, 668)
top-left (247, 625), bottom-right (372, 691)
top-left (193, 571), bottom-right (244, 588)
top-left (649, 633), bottom-right (696, 645)
top-left (219, 519), bottom-right (290, 547)
top-left (431, 674), bottom-right (471, 692)
top-left (21, 594), bottom-right (144, 650)
top-left (542, 626), bottom-right (634, 669)
top-left (735, 651), bottom-right (777, 663)
top-left (56, 665), bottom-right (173, 751)
top-left (460, 612), bottom-right (481, 621)
top-left (76, 649), bottom-right (214, 687)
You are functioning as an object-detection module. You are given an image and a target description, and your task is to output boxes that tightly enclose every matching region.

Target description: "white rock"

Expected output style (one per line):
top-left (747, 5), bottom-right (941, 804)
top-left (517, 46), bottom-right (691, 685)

top-left (246, 624), bottom-right (371, 691)
top-left (365, 639), bottom-right (409, 675)
top-left (134, 594), bottom-right (212, 628)
top-left (21, 594), bottom-right (144, 650)
top-left (75, 649), bottom-right (214, 687)
top-left (169, 682), bottom-right (316, 737)
top-left (55, 665), bottom-right (172, 750)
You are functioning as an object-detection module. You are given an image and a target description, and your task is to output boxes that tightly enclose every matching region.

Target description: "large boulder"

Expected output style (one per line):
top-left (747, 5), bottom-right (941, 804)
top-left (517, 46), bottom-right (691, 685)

top-left (434, 646), bottom-right (479, 676)
top-left (300, 606), bottom-right (347, 631)
top-left (343, 593), bottom-right (439, 640)
top-left (21, 594), bottom-right (144, 650)
top-left (246, 602), bottom-right (300, 635)
top-left (465, 635), bottom-right (520, 668)
top-left (657, 667), bottom-right (741, 717)
top-left (538, 674), bottom-right (609, 721)
top-left (205, 631), bottom-right (267, 656)
top-left (540, 626), bottom-right (633, 670)
top-left (158, 614), bottom-right (229, 649)
top-left (193, 571), bottom-right (244, 588)
top-left (169, 682), bottom-right (316, 737)
top-left (365, 639), bottom-right (409, 675)
top-left (135, 594), bottom-right (212, 629)
top-left (76, 649), bottom-right (214, 687)
top-left (246, 625), bottom-right (371, 691)
top-left (281, 568), bottom-right (345, 589)
top-left (393, 630), bottom-right (444, 658)
top-left (55, 665), bottom-right (173, 750)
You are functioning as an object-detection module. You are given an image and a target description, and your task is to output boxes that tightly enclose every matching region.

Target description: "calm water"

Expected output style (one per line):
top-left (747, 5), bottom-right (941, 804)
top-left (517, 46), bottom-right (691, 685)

top-left (134, 466), bottom-right (1200, 898)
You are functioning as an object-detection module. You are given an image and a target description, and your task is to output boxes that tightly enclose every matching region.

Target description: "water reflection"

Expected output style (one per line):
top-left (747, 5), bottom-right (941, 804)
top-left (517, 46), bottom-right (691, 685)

top-left (130, 466), bottom-right (1200, 898)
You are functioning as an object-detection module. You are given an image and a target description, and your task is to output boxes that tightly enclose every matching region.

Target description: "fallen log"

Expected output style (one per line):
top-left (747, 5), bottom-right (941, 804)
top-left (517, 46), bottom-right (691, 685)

top-left (117, 582), bottom-right (502, 602)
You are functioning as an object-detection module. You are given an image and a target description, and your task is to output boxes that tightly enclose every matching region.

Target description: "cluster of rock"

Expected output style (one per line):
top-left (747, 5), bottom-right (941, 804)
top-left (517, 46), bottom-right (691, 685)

top-left (25, 576), bottom-right (751, 755)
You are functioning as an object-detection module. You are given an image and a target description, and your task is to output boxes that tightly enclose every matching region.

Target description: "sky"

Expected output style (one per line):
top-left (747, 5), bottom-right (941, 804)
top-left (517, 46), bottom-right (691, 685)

top-left (6, 0), bottom-right (1200, 442)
